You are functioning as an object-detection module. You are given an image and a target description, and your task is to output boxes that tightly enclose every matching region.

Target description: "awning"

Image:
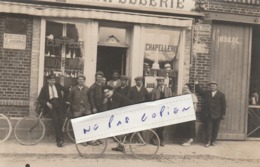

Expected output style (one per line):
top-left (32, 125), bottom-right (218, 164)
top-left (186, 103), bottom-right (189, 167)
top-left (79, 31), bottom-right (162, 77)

top-left (0, 1), bottom-right (193, 27)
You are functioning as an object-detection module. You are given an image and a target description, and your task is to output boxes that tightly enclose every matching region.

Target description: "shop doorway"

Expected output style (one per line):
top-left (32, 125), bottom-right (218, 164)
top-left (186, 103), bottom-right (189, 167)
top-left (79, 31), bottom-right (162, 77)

top-left (248, 25), bottom-right (260, 138)
top-left (97, 46), bottom-right (127, 80)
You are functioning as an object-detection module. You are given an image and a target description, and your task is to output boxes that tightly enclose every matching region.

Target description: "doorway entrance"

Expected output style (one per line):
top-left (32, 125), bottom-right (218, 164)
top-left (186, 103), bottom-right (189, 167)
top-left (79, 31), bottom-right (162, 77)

top-left (97, 46), bottom-right (127, 80)
top-left (248, 25), bottom-right (260, 138)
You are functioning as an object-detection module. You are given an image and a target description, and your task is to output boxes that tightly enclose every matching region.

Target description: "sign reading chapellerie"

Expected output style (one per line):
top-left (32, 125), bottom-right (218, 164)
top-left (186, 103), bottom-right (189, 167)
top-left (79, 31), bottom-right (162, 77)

top-left (34, 0), bottom-right (196, 12)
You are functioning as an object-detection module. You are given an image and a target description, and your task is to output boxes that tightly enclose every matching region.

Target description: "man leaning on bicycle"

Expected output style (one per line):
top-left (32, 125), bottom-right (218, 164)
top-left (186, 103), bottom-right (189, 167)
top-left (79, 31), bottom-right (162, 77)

top-left (38, 74), bottom-right (67, 147)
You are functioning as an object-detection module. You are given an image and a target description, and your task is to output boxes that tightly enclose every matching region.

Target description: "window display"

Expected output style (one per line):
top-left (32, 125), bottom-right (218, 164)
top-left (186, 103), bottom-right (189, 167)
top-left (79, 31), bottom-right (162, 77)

top-left (44, 21), bottom-right (85, 88)
top-left (143, 28), bottom-right (181, 94)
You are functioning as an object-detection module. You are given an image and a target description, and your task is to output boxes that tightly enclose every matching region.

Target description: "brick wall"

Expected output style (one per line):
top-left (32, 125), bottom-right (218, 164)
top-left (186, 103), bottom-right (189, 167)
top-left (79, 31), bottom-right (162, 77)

top-left (189, 20), bottom-right (212, 115)
top-left (201, 0), bottom-right (260, 16)
top-left (0, 14), bottom-right (32, 117)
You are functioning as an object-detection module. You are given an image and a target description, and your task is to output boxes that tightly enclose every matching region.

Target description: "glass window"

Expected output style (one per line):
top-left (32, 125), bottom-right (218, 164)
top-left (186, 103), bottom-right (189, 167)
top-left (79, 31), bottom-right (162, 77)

top-left (143, 28), bottom-right (181, 94)
top-left (44, 21), bottom-right (85, 88)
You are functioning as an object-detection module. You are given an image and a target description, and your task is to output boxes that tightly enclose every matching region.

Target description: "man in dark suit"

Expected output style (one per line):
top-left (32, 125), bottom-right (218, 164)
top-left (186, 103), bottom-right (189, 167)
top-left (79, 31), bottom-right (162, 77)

top-left (195, 81), bottom-right (226, 147)
top-left (38, 74), bottom-right (66, 147)
top-left (150, 77), bottom-right (173, 146)
top-left (88, 71), bottom-right (106, 113)
top-left (127, 76), bottom-right (149, 104)
top-left (103, 85), bottom-right (133, 152)
top-left (115, 75), bottom-right (130, 97)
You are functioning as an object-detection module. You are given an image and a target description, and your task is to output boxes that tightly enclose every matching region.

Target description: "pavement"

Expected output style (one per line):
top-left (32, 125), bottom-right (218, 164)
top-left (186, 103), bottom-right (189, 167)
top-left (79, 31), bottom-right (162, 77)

top-left (0, 138), bottom-right (260, 161)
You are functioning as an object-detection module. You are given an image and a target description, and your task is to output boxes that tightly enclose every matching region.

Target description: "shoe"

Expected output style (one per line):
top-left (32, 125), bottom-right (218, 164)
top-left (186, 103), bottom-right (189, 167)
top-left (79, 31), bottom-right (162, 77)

top-left (182, 138), bottom-right (193, 146)
top-left (205, 142), bottom-right (211, 147)
top-left (211, 142), bottom-right (217, 146)
top-left (112, 146), bottom-right (125, 152)
top-left (160, 142), bottom-right (165, 147)
top-left (81, 142), bottom-right (88, 146)
top-left (89, 141), bottom-right (100, 146)
top-left (57, 141), bottom-right (63, 147)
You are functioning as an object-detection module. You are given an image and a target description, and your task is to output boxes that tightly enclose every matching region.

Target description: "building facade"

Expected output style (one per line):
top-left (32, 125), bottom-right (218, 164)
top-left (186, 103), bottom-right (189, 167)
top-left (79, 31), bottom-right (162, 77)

top-left (1, 0), bottom-right (260, 141)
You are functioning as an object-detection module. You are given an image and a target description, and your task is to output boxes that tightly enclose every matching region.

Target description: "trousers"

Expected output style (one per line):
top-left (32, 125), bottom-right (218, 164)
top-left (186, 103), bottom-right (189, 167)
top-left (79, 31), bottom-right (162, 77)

top-left (49, 98), bottom-right (64, 142)
top-left (205, 118), bottom-right (221, 143)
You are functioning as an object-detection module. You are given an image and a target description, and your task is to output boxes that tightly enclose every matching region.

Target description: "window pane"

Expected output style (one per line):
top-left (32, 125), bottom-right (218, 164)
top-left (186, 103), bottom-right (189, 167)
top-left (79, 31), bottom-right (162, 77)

top-left (143, 28), bottom-right (181, 94)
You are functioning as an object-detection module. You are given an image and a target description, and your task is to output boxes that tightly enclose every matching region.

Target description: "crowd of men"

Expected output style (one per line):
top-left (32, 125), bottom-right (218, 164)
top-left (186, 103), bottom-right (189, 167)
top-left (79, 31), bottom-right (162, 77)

top-left (38, 70), bottom-right (226, 150)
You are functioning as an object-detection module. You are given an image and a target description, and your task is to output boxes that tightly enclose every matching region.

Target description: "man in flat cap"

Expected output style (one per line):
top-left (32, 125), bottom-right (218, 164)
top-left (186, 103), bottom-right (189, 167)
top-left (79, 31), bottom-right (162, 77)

top-left (150, 77), bottom-right (173, 146)
top-left (127, 76), bottom-right (149, 104)
top-left (68, 74), bottom-right (91, 118)
top-left (115, 75), bottom-right (130, 97)
top-left (38, 74), bottom-right (66, 147)
top-left (102, 85), bottom-right (133, 151)
top-left (195, 81), bottom-right (226, 147)
top-left (88, 71), bottom-right (106, 113)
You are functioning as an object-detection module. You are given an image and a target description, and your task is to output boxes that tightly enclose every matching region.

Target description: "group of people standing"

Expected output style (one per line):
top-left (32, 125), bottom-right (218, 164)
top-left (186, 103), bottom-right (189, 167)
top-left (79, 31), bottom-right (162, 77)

top-left (38, 70), bottom-right (226, 150)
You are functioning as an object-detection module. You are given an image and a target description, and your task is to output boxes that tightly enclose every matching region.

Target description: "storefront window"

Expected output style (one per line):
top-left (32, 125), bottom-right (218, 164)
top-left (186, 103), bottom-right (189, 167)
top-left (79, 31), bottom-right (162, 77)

top-left (143, 28), bottom-right (181, 94)
top-left (44, 21), bottom-right (85, 88)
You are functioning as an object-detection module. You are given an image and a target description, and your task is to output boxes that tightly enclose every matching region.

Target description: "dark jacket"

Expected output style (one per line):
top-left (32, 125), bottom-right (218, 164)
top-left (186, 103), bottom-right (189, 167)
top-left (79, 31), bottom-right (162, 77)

top-left (115, 86), bottom-right (130, 97)
top-left (150, 86), bottom-right (173, 100)
top-left (106, 92), bottom-right (133, 110)
top-left (127, 86), bottom-right (150, 104)
top-left (195, 85), bottom-right (226, 120)
top-left (69, 85), bottom-right (91, 116)
top-left (88, 82), bottom-right (104, 112)
top-left (38, 83), bottom-right (66, 111)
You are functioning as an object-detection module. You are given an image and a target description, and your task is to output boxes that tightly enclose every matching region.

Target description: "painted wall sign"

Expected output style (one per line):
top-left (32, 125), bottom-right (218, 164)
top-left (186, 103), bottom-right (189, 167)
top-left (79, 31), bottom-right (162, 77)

top-left (3, 33), bottom-right (26, 50)
top-left (71, 94), bottom-right (195, 144)
top-left (32, 0), bottom-right (196, 13)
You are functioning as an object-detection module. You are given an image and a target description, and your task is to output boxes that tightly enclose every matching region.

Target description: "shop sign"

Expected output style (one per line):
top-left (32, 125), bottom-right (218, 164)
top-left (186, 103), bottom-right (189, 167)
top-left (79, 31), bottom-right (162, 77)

top-left (3, 33), bottom-right (26, 50)
top-left (193, 43), bottom-right (208, 54)
top-left (33, 0), bottom-right (196, 12)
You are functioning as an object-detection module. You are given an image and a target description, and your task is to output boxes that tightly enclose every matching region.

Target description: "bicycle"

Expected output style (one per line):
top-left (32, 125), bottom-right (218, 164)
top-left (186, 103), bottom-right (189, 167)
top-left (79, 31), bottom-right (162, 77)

top-left (0, 113), bottom-right (12, 144)
top-left (76, 129), bottom-right (160, 159)
top-left (14, 103), bottom-right (75, 145)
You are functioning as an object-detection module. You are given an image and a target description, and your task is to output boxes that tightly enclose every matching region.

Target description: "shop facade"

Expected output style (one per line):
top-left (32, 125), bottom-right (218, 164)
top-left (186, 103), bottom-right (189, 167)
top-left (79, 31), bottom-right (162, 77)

top-left (196, 0), bottom-right (260, 140)
top-left (0, 0), bottom-right (204, 141)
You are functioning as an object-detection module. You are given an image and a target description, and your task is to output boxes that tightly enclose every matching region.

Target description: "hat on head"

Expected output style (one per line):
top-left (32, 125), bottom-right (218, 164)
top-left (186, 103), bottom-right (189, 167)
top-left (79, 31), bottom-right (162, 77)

top-left (77, 74), bottom-right (86, 80)
top-left (164, 63), bottom-right (171, 69)
top-left (46, 74), bottom-right (55, 80)
top-left (120, 75), bottom-right (128, 80)
top-left (102, 85), bottom-right (113, 92)
top-left (135, 76), bottom-right (143, 81)
top-left (156, 77), bottom-right (165, 81)
top-left (208, 81), bottom-right (218, 85)
top-left (95, 71), bottom-right (104, 77)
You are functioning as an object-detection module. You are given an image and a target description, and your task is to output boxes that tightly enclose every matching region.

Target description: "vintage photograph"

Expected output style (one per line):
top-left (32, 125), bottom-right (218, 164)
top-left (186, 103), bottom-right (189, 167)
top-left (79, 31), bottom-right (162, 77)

top-left (0, 0), bottom-right (260, 167)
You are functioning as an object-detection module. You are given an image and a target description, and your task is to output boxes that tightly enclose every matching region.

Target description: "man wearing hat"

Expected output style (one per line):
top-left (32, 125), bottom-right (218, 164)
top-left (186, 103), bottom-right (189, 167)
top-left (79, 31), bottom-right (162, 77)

top-left (127, 76), bottom-right (149, 104)
top-left (150, 77), bottom-right (173, 146)
top-left (102, 85), bottom-right (133, 151)
top-left (38, 74), bottom-right (66, 147)
top-left (88, 71), bottom-right (106, 113)
top-left (115, 75), bottom-right (130, 97)
top-left (195, 81), bottom-right (226, 147)
top-left (68, 74), bottom-right (91, 117)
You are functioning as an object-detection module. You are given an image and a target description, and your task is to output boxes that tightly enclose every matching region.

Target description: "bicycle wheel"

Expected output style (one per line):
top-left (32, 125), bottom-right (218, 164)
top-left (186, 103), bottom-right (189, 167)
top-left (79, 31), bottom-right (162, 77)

top-left (129, 129), bottom-right (160, 159)
top-left (76, 138), bottom-right (107, 158)
top-left (14, 117), bottom-right (45, 145)
top-left (65, 119), bottom-right (75, 142)
top-left (0, 114), bottom-right (12, 144)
